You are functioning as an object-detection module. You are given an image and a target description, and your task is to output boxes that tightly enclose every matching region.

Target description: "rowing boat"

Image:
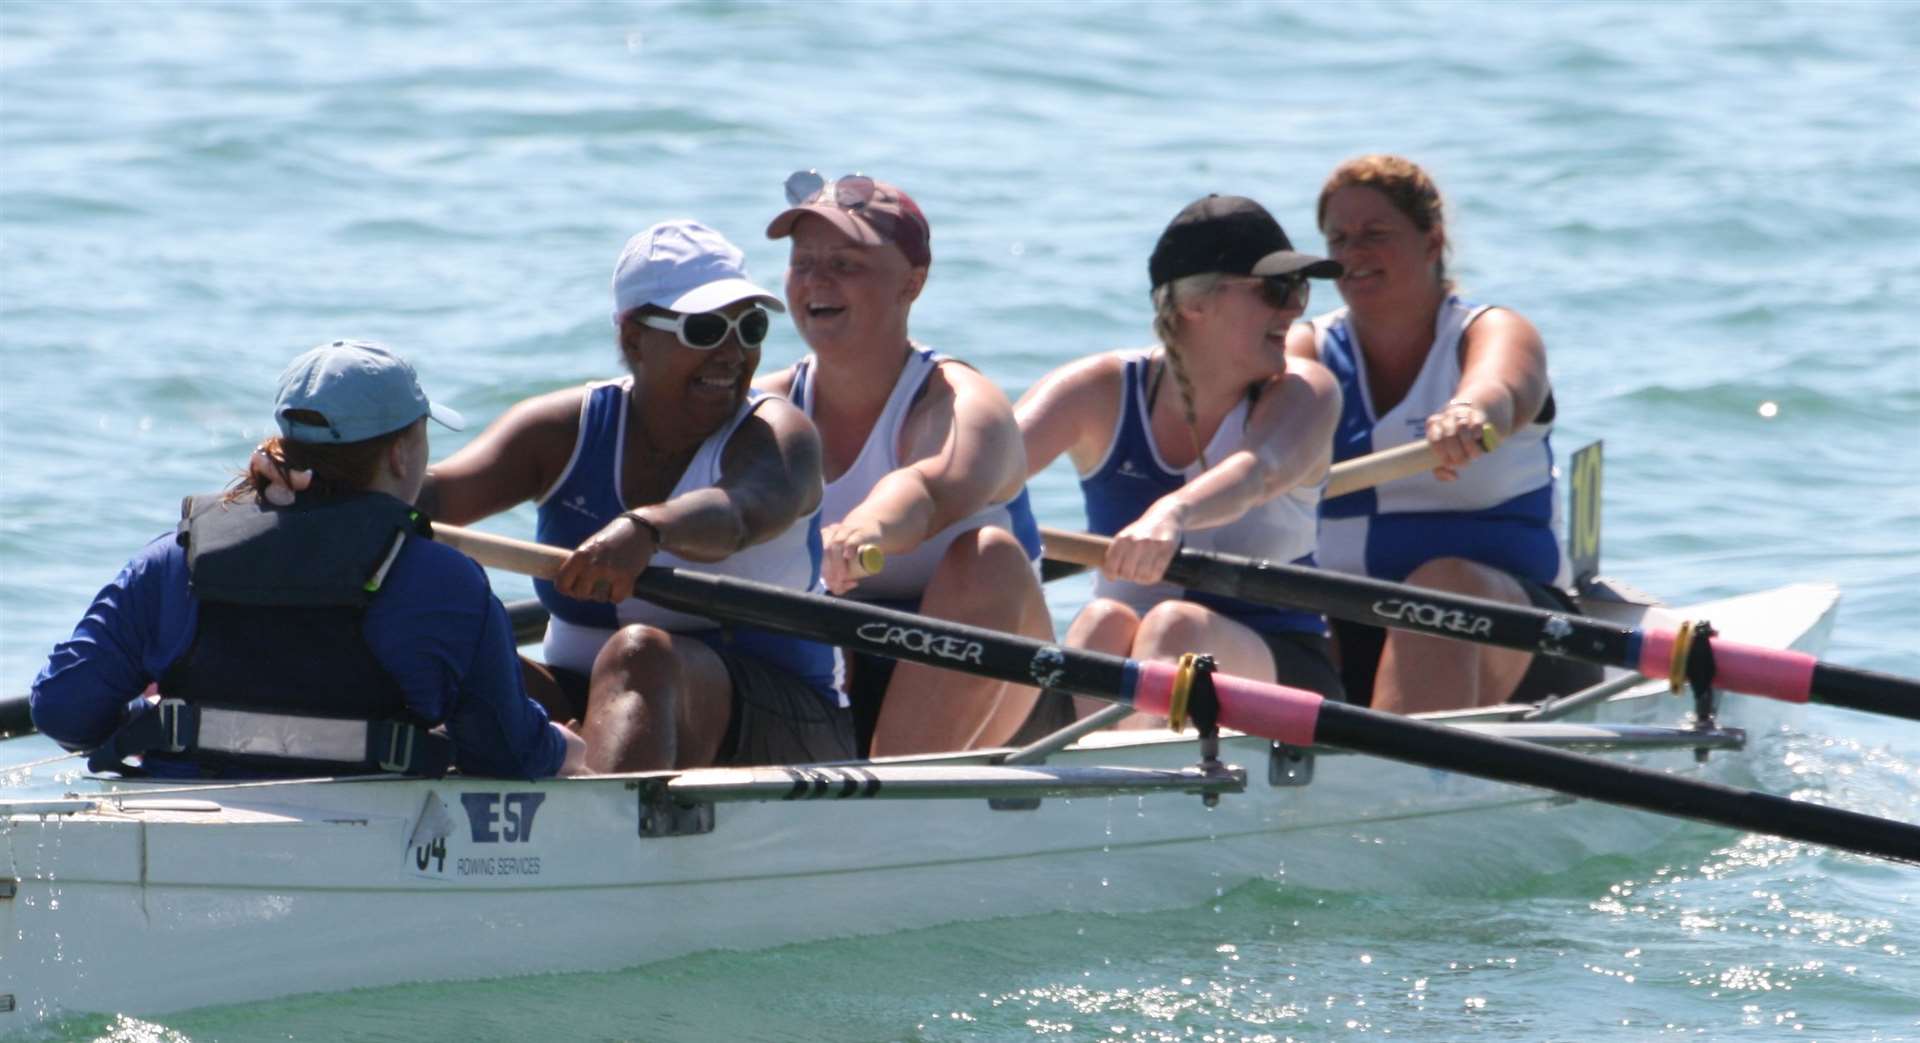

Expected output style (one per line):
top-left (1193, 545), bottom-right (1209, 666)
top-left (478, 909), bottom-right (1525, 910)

top-left (0, 575), bottom-right (1839, 1027)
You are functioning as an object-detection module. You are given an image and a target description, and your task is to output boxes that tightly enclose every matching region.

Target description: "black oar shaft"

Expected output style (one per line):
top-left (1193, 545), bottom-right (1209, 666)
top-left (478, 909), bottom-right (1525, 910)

top-left (1, 694), bottom-right (30, 737)
top-left (1169, 551), bottom-right (1639, 663)
top-left (628, 567), bottom-right (1138, 704)
top-left (1313, 702), bottom-right (1920, 864)
top-left (1062, 532), bottom-right (1918, 723)
top-left (1810, 662), bottom-right (1920, 719)
top-left (506, 598), bottom-right (547, 646)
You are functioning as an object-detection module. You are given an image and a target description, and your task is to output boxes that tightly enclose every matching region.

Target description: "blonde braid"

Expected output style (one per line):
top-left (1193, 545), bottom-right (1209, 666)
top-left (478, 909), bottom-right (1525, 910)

top-left (1149, 273), bottom-right (1224, 471)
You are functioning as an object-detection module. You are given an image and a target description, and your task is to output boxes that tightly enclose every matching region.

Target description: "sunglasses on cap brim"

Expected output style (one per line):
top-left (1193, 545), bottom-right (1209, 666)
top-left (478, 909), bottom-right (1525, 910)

top-left (637, 306), bottom-right (772, 350)
top-left (785, 169), bottom-right (877, 210)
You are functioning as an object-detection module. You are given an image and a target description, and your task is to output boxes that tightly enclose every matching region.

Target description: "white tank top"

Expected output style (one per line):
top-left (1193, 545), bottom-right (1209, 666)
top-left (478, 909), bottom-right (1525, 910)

top-left (1312, 296), bottom-right (1567, 587)
top-left (789, 346), bottom-right (1040, 601)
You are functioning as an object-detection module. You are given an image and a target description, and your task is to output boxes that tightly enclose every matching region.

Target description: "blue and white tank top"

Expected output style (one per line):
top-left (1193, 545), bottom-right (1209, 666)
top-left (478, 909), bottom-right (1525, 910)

top-left (788, 345), bottom-right (1042, 602)
top-left (1078, 351), bottom-right (1324, 636)
top-left (533, 378), bottom-right (844, 703)
top-left (1312, 295), bottom-right (1568, 588)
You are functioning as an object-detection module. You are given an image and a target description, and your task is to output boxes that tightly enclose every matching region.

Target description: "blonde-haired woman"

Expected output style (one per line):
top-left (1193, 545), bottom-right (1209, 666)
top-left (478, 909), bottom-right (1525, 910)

top-left (1018, 195), bottom-right (1347, 722)
top-left (1285, 155), bottom-right (1600, 713)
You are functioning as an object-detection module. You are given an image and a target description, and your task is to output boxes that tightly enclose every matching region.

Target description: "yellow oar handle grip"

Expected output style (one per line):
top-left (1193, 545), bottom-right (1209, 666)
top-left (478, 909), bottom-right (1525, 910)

top-left (857, 545), bottom-right (886, 575)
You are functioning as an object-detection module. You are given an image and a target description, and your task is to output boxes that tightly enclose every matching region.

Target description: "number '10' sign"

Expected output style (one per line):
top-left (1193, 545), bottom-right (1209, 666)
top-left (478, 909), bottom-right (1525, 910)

top-left (1567, 441), bottom-right (1603, 587)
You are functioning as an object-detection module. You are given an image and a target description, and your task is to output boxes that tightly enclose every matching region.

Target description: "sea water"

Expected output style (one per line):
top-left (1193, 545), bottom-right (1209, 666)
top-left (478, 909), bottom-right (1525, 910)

top-left (1, 2), bottom-right (1915, 1039)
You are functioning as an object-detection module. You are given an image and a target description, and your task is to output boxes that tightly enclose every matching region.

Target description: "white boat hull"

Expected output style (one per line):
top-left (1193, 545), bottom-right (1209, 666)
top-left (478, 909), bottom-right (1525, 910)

top-left (0, 582), bottom-right (1837, 1027)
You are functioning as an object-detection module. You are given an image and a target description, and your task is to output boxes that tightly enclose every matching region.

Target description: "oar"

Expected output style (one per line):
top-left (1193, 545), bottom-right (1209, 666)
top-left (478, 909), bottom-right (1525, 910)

top-left (433, 522), bottom-right (1920, 865)
top-left (1325, 424), bottom-right (1501, 498)
top-left (1040, 527), bottom-right (1920, 722)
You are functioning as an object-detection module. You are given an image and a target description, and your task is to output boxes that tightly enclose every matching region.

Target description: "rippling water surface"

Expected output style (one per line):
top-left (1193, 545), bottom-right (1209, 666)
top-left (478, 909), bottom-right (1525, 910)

top-left (2, 2), bottom-right (1916, 1040)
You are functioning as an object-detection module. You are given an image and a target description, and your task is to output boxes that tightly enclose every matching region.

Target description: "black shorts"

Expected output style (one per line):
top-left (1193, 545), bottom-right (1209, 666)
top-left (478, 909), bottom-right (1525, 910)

top-left (1331, 577), bottom-right (1605, 708)
top-left (1256, 629), bottom-right (1348, 703)
top-left (550, 648), bottom-right (854, 767)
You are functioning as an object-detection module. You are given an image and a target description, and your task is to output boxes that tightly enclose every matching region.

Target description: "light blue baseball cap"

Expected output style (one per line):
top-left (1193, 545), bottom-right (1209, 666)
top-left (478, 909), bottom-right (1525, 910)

top-left (274, 340), bottom-right (465, 444)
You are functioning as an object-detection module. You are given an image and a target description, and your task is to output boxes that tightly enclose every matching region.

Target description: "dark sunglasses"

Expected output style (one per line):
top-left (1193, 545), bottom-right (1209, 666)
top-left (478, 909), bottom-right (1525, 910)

top-left (1254, 273), bottom-right (1311, 309)
top-left (785, 169), bottom-right (877, 211)
top-left (638, 306), bottom-right (771, 350)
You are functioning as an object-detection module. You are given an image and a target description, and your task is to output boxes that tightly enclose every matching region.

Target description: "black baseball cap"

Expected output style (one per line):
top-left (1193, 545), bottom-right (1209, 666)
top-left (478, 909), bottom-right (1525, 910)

top-left (1148, 194), bottom-right (1342, 289)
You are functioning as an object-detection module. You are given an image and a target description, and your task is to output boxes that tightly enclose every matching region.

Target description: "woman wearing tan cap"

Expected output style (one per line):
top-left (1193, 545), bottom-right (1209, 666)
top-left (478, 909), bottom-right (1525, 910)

top-left (1018, 195), bottom-right (1348, 723)
top-left (760, 171), bottom-right (1065, 757)
top-left (1288, 155), bottom-right (1599, 713)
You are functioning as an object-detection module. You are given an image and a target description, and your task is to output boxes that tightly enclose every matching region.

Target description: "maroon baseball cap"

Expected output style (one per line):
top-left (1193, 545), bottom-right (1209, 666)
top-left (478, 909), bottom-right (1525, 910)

top-left (767, 172), bottom-right (932, 269)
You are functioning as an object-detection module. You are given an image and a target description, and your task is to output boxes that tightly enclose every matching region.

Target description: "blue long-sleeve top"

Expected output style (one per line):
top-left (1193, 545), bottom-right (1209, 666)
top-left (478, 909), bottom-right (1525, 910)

top-left (31, 531), bottom-right (565, 778)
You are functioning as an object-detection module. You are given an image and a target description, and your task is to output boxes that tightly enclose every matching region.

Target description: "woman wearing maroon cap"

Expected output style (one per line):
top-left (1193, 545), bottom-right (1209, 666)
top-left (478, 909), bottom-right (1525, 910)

top-left (1018, 195), bottom-right (1348, 721)
top-left (1286, 155), bottom-right (1598, 714)
top-left (761, 171), bottom-right (1066, 757)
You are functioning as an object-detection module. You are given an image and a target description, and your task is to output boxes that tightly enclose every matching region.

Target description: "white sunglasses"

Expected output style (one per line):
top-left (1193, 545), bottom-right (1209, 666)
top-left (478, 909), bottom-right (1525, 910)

top-left (636, 306), bottom-right (772, 350)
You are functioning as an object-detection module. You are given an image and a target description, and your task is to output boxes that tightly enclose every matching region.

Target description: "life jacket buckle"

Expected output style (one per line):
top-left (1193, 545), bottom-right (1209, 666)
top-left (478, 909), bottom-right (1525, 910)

top-left (378, 722), bottom-right (417, 774)
top-left (157, 698), bottom-right (192, 754)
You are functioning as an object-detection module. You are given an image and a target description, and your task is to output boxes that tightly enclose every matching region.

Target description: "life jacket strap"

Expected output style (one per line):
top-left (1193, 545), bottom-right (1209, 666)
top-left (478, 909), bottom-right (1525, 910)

top-left (89, 700), bottom-right (452, 778)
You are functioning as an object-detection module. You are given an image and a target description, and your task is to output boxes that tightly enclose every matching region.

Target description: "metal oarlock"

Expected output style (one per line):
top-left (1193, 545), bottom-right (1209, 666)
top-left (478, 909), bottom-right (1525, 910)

top-left (1171, 653), bottom-right (1228, 807)
top-left (1680, 619), bottom-right (1722, 764)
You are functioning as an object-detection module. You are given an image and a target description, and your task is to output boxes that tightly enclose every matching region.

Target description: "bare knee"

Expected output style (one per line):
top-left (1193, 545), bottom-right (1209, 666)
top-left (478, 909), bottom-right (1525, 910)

top-left (582, 625), bottom-right (685, 773)
top-left (1404, 557), bottom-right (1524, 603)
top-left (1068, 598), bottom-right (1139, 651)
top-left (595, 624), bottom-right (682, 685)
top-left (1133, 600), bottom-right (1214, 657)
top-left (924, 526), bottom-right (1038, 620)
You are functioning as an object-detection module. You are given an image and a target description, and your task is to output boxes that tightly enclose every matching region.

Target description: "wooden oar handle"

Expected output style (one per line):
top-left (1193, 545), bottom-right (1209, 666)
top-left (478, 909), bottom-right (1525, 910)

top-left (436, 524), bottom-right (565, 578)
top-left (1325, 423), bottom-right (1500, 499)
top-left (1037, 528), bottom-right (1110, 570)
top-left (435, 526), bottom-right (887, 581)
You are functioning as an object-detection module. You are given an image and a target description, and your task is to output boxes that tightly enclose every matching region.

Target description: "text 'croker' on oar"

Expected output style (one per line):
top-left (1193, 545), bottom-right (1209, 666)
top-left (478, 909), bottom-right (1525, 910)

top-left (1038, 527), bottom-right (1920, 724)
top-left (432, 521), bottom-right (1920, 866)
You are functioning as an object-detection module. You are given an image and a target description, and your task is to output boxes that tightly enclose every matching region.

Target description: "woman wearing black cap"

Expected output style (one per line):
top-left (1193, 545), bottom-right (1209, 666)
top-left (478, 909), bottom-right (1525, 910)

top-left (1017, 195), bottom-right (1348, 722)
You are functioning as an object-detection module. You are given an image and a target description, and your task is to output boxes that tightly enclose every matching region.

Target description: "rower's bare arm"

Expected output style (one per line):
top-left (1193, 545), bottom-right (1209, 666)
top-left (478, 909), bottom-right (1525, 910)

top-left (871, 362), bottom-right (1026, 541)
top-left (1454, 307), bottom-right (1548, 438)
top-left (1014, 352), bottom-right (1125, 479)
top-left (750, 363), bottom-right (798, 399)
top-left (1123, 358), bottom-right (1339, 539)
top-left (422, 388), bottom-right (584, 525)
top-left (1283, 322), bottom-right (1319, 363)
top-left (1425, 308), bottom-right (1547, 476)
top-left (668, 397), bottom-right (824, 564)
